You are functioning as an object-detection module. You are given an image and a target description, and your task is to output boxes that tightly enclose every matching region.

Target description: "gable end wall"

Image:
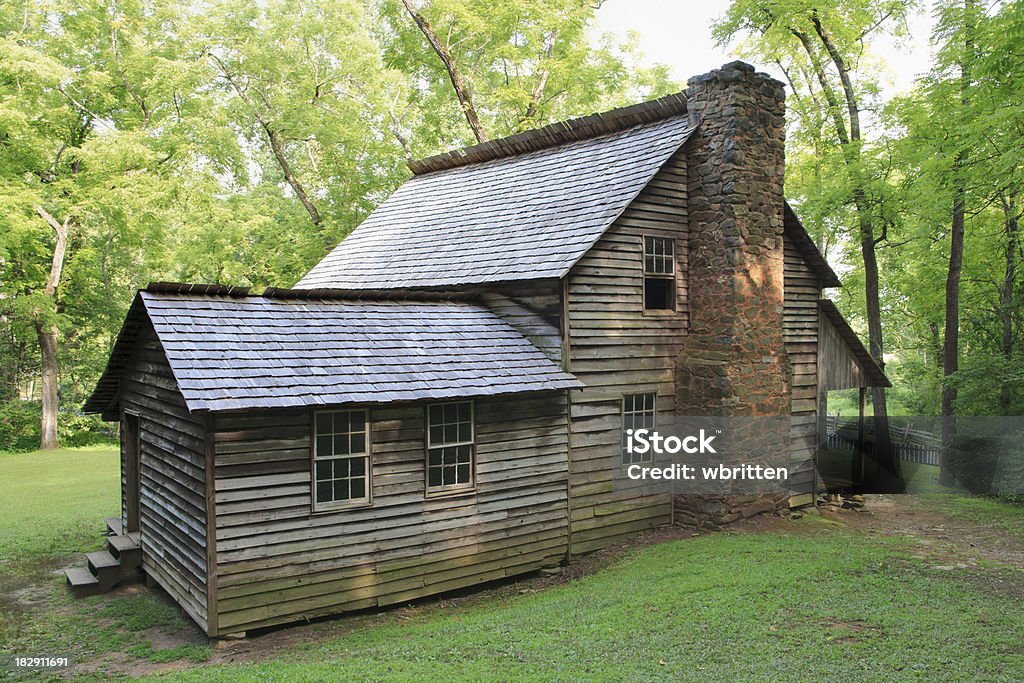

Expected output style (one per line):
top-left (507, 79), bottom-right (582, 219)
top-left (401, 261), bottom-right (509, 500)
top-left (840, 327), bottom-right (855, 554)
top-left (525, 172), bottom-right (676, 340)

top-left (118, 326), bottom-right (209, 631)
top-left (563, 145), bottom-right (689, 555)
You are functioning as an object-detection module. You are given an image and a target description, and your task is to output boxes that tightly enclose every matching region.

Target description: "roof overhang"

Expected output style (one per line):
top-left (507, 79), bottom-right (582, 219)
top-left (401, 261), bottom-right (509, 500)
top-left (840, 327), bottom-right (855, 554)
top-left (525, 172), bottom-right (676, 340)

top-left (818, 299), bottom-right (891, 388)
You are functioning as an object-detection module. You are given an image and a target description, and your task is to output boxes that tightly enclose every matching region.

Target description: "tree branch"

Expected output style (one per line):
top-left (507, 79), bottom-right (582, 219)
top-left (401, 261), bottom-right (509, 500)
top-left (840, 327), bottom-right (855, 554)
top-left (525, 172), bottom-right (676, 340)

top-left (400, 0), bottom-right (488, 143)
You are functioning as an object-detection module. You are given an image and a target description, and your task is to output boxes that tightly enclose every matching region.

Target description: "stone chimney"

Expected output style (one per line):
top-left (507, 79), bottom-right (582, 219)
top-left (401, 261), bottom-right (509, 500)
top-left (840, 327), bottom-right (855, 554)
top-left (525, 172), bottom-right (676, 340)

top-left (674, 61), bottom-right (793, 526)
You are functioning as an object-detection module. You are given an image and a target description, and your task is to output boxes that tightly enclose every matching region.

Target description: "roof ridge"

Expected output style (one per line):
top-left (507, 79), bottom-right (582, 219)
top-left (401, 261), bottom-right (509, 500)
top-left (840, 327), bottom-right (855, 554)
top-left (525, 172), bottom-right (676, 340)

top-left (408, 91), bottom-right (688, 175)
top-left (144, 282), bottom-right (478, 303)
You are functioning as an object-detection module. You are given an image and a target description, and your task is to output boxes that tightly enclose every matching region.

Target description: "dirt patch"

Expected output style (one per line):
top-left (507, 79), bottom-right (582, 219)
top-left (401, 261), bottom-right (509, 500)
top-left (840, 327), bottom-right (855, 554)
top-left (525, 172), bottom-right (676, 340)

top-left (822, 495), bottom-right (1024, 571)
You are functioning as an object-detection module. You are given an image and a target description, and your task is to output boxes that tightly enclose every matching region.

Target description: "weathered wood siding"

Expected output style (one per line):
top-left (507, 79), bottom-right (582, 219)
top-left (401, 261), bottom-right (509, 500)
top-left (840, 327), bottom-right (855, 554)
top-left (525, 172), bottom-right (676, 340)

top-left (119, 327), bottom-right (209, 631)
top-left (563, 149), bottom-right (689, 554)
top-left (210, 392), bottom-right (569, 634)
top-left (476, 279), bottom-right (562, 364)
top-left (783, 235), bottom-right (822, 499)
top-left (818, 312), bottom-right (867, 391)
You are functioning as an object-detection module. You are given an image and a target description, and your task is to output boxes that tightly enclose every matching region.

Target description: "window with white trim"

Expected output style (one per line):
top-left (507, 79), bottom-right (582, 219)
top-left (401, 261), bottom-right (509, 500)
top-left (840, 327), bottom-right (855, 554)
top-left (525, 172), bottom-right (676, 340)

top-left (643, 236), bottom-right (676, 310)
top-left (426, 401), bottom-right (474, 491)
top-left (313, 410), bottom-right (370, 507)
top-left (622, 392), bottom-right (657, 464)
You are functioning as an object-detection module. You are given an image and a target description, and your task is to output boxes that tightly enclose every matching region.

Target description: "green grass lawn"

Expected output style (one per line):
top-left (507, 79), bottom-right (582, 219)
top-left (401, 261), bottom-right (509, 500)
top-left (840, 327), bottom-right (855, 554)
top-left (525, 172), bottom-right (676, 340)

top-left (2, 446), bottom-right (1024, 681)
top-left (0, 447), bottom-right (120, 575)
top-left (154, 523), bottom-right (1024, 682)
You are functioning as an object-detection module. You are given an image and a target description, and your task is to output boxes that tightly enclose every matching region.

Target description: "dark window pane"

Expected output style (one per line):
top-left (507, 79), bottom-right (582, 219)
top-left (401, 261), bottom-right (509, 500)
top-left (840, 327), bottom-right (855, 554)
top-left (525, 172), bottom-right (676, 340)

top-left (443, 466), bottom-right (456, 486)
top-left (350, 433), bottom-right (366, 454)
top-left (457, 402), bottom-right (471, 421)
top-left (644, 277), bottom-right (673, 310)
top-left (316, 481), bottom-right (332, 503)
top-left (315, 460), bottom-right (332, 482)
top-left (458, 423), bottom-right (471, 443)
top-left (429, 404), bottom-right (443, 424)
top-left (350, 457), bottom-right (365, 477)
top-left (444, 423), bottom-right (458, 443)
top-left (333, 434), bottom-right (349, 455)
top-left (428, 448), bottom-right (442, 468)
top-left (457, 464), bottom-right (470, 483)
top-left (350, 477), bottom-right (365, 500)
top-left (457, 445), bottom-right (472, 464)
top-left (316, 412), bottom-right (333, 435)
top-left (316, 435), bottom-right (333, 457)
top-left (334, 478), bottom-right (350, 501)
top-left (429, 425), bottom-right (444, 445)
top-left (444, 403), bottom-right (458, 423)
top-left (428, 466), bottom-right (442, 487)
top-left (349, 411), bottom-right (365, 434)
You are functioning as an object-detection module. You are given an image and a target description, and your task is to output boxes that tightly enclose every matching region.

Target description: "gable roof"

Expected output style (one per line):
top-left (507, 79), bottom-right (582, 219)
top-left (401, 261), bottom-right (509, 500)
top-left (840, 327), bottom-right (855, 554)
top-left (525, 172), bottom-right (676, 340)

top-left (84, 284), bottom-right (581, 416)
top-left (784, 203), bottom-right (841, 288)
top-left (298, 103), bottom-right (696, 290)
top-left (818, 299), bottom-right (891, 387)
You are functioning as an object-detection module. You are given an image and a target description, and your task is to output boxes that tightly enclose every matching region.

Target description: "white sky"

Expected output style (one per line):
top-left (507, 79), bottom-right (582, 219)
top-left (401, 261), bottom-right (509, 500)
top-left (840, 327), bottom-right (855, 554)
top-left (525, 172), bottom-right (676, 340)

top-left (594, 0), bottom-right (936, 97)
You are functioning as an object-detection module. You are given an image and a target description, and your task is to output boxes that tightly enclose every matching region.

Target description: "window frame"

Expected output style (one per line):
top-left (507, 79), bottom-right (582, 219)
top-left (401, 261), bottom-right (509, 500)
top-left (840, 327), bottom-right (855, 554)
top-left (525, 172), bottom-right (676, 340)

top-left (622, 391), bottom-right (659, 465)
top-left (642, 235), bottom-right (677, 313)
top-left (311, 408), bottom-right (373, 512)
top-left (424, 400), bottom-right (476, 497)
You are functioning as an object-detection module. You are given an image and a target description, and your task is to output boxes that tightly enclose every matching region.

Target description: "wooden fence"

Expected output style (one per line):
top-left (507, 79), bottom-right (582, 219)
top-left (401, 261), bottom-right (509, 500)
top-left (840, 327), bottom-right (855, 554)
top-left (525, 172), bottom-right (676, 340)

top-left (825, 415), bottom-right (940, 466)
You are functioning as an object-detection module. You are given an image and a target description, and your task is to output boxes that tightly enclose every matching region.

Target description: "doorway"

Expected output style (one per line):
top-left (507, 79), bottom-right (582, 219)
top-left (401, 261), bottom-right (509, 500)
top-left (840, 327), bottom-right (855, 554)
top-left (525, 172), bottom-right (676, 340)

top-left (124, 413), bottom-right (141, 533)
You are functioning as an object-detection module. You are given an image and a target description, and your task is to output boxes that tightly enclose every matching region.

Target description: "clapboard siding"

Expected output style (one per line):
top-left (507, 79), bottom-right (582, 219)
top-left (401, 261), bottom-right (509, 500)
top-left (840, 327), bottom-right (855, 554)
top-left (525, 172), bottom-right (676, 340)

top-left (476, 280), bottom-right (563, 364)
top-left (564, 148), bottom-right (689, 553)
top-left (783, 235), bottom-right (822, 499)
top-left (211, 392), bottom-right (569, 633)
top-left (119, 327), bottom-right (208, 631)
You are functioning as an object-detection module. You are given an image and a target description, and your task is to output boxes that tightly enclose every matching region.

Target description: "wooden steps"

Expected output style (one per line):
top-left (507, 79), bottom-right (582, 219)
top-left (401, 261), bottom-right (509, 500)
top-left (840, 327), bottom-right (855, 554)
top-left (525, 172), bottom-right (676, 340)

top-left (65, 519), bottom-right (142, 598)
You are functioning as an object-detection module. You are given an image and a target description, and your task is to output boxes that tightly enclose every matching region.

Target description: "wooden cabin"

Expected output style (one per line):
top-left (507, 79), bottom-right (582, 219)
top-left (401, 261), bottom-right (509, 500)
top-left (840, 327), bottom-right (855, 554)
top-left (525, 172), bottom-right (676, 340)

top-left (78, 61), bottom-right (887, 636)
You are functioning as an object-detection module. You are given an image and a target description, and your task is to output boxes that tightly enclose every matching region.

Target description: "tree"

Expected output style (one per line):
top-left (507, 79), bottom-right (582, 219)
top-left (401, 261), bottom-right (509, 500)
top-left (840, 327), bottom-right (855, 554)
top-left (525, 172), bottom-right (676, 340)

top-left (376, 0), bottom-right (677, 152)
top-left (715, 0), bottom-right (910, 488)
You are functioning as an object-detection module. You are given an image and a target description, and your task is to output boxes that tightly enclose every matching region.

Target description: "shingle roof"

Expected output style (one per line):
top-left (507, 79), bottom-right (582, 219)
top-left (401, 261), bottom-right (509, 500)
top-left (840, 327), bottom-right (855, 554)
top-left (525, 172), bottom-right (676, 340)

top-left (298, 112), bottom-right (696, 290)
top-left (84, 286), bottom-right (581, 415)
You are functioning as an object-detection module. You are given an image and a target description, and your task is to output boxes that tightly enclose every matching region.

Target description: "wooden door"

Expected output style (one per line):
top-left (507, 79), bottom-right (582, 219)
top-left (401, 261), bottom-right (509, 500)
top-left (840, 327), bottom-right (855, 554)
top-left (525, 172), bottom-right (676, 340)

top-left (124, 413), bottom-right (141, 533)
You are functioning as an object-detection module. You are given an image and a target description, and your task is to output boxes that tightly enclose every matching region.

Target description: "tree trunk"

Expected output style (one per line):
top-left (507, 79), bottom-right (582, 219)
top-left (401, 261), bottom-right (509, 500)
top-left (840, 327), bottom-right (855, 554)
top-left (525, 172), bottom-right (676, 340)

top-left (807, 12), bottom-right (901, 489)
top-left (35, 321), bottom-right (60, 450)
top-left (859, 210), bottom-right (901, 489)
top-left (400, 0), bottom-right (488, 144)
top-left (939, 0), bottom-right (974, 487)
top-left (32, 205), bottom-right (70, 451)
top-left (1000, 191), bottom-right (1020, 413)
top-left (939, 180), bottom-right (965, 486)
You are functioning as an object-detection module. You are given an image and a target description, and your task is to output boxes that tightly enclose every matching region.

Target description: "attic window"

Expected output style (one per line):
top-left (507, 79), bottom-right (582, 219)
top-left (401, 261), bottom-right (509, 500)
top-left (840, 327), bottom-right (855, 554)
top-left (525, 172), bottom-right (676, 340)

top-left (313, 410), bottom-right (370, 509)
top-left (426, 401), bottom-right (475, 493)
top-left (643, 236), bottom-right (675, 311)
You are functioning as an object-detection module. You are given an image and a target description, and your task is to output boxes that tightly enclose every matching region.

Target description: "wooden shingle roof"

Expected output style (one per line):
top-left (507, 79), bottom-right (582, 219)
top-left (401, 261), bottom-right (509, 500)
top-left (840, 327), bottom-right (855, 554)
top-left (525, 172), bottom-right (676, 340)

top-left (298, 110), bottom-right (696, 290)
top-left (84, 286), bottom-right (581, 415)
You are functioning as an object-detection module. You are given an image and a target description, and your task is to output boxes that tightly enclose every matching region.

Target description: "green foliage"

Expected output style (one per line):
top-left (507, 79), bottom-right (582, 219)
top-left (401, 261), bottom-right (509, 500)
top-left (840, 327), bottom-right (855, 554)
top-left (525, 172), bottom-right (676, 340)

top-left (0, 400), bottom-right (42, 452)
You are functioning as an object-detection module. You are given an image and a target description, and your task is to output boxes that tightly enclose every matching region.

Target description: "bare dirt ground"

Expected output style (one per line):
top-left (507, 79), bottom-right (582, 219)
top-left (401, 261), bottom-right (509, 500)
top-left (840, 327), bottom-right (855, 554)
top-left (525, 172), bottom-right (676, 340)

top-left (826, 494), bottom-right (1024, 571)
top-left (48, 495), bottom-right (1024, 678)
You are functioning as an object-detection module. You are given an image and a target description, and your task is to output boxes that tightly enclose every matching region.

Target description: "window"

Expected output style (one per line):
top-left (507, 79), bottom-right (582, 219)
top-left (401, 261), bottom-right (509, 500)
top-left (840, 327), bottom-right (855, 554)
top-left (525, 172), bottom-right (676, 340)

top-left (313, 410), bottom-right (370, 508)
top-left (643, 236), bottom-right (676, 310)
top-left (426, 401), bottom-right (474, 492)
top-left (622, 392), bottom-right (657, 464)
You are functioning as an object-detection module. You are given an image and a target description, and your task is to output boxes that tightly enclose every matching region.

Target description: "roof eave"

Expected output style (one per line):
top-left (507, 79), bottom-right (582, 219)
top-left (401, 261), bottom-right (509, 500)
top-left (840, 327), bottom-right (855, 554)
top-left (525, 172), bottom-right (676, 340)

top-left (818, 299), bottom-right (891, 388)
